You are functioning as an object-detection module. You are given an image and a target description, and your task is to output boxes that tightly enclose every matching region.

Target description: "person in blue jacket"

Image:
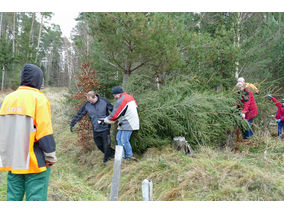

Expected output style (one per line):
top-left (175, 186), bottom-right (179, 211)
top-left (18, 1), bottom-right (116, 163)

top-left (70, 91), bottom-right (114, 164)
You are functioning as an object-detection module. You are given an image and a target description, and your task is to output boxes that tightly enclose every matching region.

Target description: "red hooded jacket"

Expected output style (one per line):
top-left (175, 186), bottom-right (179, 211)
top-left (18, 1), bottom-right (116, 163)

top-left (241, 88), bottom-right (258, 120)
top-left (270, 97), bottom-right (284, 122)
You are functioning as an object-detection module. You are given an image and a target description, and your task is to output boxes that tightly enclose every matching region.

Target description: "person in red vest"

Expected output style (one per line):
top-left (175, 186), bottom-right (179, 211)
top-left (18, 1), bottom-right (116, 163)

top-left (266, 94), bottom-right (284, 139)
top-left (103, 86), bottom-right (139, 160)
top-left (236, 81), bottom-right (258, 139)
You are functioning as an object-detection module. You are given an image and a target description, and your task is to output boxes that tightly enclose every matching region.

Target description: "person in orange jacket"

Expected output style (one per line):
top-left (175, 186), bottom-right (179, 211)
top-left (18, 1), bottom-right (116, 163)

top-left (0, 64), bottom-right (56, 201)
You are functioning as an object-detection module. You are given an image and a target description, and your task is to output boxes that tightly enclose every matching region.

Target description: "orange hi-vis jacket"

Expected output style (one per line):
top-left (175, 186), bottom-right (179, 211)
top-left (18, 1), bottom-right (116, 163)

top-left (0, 86), bottom-right (56, 174)
top-left (245, 83), bottom-right (259, 94)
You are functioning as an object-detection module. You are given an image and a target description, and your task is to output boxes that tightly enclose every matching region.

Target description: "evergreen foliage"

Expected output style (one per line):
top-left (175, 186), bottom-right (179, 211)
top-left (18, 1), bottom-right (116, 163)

top-left (126, 79), bottom-right (248, 154)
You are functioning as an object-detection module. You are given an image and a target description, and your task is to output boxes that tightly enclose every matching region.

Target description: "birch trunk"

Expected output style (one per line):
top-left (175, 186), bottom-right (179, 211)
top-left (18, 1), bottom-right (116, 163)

top-left (0, 13), bottom-right (3, 39)
top-left (278, 13), bottom-right (281, 79)
top-left (235, 12), bottom-right (241, 79)
top-left (12, 12), bottom-right (16, 57)
top-left (29, 13), bottom-right (35, 58)
top-left (35, 14), bottom-right (44, 62)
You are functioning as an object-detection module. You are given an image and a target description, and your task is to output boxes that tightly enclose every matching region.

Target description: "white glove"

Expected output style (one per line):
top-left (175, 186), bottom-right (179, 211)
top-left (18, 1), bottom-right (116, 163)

top-left (241, 113), bottom-right (245, 118)
top-left (104, 117), bottom-right (114, 124)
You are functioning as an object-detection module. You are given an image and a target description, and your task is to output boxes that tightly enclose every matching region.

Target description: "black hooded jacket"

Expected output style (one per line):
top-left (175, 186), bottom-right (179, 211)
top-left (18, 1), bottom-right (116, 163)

top-left (20, 64), bottom-right (43, 90)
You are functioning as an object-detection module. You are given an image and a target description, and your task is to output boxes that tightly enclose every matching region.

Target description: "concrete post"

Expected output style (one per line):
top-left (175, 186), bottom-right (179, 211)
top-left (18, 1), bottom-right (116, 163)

top-left (109, 145), bottom-right (123, 201)
top-left (142, 179), bottom-right (153, 201)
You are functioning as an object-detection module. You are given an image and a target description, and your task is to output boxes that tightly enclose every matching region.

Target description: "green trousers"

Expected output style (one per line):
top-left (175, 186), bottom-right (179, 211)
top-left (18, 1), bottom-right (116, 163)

top-left (7, 167), bottom-right (51, 201)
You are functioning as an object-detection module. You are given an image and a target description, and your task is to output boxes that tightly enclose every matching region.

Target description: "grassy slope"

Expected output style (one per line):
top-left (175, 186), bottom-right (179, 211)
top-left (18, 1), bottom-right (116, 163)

top-left (1, 88), bottom-right (284, 201)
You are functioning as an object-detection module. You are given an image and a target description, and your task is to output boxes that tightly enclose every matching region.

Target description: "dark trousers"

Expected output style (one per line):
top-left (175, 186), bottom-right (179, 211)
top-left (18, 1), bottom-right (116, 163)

top-left (278, 121), bottom-right (284, 136)
top-left (242, 118), bottom-right (254, 139)
top-left (93, 130), bottom-right (115, 162)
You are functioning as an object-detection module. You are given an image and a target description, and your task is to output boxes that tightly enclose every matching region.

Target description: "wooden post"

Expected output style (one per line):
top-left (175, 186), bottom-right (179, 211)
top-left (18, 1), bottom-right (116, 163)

top-left (109, 145), bottom-right (123, 201)
top-left (142, 179), bottom-right (153, 201)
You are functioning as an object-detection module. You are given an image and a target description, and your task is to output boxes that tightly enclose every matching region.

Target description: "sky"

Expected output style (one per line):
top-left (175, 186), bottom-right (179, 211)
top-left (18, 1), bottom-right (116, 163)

top-left (2, 1), bottom-right (284, 41)
top-left (43, 0), bottom-right (283, 41)
top-left (50, 12), bottom-right (79, 39)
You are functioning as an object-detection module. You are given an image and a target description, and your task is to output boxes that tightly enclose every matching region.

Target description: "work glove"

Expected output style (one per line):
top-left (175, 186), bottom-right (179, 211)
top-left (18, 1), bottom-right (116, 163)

top-left (70, 125), bottom-right (74, 132)
top-left (277, 119), bottom-right (281, 123)
top-left (98, 119), bottom-right (105, 125)
top-left (266, 94), bottom-right (273, 99)
top-left (241, 113), bottom-right (246, 119)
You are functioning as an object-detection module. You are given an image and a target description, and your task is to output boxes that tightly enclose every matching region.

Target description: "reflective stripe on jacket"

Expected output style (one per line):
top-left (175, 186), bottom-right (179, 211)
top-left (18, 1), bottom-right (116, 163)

top-left (0, 86), bottom-right (56, 174)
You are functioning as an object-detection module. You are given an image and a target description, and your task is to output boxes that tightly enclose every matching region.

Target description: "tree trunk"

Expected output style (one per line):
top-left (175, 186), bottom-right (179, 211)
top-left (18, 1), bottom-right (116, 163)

top-left (12, 12), bottom-right (16, 57)
top-left (29, 13), bottom-right (35, 58)
top-left (278, 13), bottom-right (281, 79)
top-left (1, 65), bottom-right (5, 91)
top-left (216, 83), bottom-right (223, 92)
top-left (122, 72), bottom-right (130, 87)
top-left (46, 51), bottom-right (53, 86)
top-left (122, 57), bottom-right (131, 87)
top-left (235, 12), bottom-right (241, 79)
top-left (35, 13), bottom-right (44, 62)
top-left (0, 13), bottom-right (3, 39)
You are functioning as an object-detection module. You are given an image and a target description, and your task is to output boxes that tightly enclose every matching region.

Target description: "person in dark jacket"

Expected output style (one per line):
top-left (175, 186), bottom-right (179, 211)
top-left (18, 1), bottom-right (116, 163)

top-left (70, 91), bottom-right (115, 164)
top-left (266, 94), bottom-right (284, 138)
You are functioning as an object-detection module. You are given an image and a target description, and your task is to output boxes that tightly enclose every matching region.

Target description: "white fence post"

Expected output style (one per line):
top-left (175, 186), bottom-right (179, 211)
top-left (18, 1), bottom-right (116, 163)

top-left (109, 145), bottom-right (123, 201)
top-left (142, 179), bottom-right (153, 201)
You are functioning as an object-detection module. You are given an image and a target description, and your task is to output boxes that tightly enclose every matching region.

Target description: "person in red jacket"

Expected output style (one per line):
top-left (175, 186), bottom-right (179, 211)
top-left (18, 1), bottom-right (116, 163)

top-left (236, 82), bottom-right (258, 139)
top-left (266, 94), bottom-right (284, 138)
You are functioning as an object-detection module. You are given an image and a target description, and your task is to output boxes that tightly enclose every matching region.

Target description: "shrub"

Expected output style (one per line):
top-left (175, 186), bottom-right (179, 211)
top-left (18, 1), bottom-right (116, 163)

top-left (71, 62), bottom-right (101, 152)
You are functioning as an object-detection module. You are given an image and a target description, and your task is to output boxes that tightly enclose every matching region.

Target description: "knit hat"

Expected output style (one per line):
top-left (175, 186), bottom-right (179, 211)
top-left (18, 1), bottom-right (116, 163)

top-left (237, 77), bottom-right (245, 84)
top-left (112, 86), bottom-right (123, 94)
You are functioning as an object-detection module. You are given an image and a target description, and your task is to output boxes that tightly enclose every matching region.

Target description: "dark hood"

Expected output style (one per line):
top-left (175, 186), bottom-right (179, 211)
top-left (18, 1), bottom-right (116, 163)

top-left (20, 64), bottom-right (43, 90)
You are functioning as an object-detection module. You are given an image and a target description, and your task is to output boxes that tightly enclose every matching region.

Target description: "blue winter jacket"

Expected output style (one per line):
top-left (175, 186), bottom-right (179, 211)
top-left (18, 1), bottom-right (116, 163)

top-left (70, 95), bottom-right (113, 133)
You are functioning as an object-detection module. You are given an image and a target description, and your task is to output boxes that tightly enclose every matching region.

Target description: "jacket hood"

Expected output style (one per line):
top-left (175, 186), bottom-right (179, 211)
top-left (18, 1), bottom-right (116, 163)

top-left (20, 64), bottom-right (43, 90)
